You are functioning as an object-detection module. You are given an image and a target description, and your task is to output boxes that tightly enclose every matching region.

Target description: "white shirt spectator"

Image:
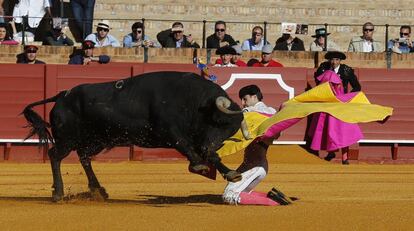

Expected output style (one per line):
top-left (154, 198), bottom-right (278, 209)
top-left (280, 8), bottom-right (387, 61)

top-left (12, 0), bottom-right (50, 28)
top-left (84, 33), bottom-right (121, 47)
top-left (362, 40), bottom-right (373, 52)
top-left (241, 38), bottom-right (267, 51)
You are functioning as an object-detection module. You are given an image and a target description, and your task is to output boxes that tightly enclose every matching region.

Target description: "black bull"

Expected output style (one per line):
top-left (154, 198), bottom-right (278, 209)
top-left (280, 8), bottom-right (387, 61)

top-left (22, 71), bottom-right (250, 201)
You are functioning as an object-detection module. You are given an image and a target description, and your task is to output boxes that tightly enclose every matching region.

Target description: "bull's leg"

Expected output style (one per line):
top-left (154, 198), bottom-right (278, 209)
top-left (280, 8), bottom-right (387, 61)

top-left (168, 129), bottom-right (209, 172)
top-left (207, 151), bottom-right (242, 183)
top-left (48, 146), bottom-right (71, 202)
top-left (77, 146), bottom-right (108, 200)
top-left (174, 143), bottom-right (209, 172)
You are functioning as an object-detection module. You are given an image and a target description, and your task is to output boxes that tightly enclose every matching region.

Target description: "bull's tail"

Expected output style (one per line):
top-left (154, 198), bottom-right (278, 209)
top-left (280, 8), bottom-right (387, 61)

top-left (21, 91), bottom-right (67, 147)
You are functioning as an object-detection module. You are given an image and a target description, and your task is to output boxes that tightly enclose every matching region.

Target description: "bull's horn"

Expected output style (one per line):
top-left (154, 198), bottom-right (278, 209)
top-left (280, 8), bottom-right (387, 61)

top-left (241, 119), bottom-right (251, 140)
top-left (215, 96), bottom-right (241, 114)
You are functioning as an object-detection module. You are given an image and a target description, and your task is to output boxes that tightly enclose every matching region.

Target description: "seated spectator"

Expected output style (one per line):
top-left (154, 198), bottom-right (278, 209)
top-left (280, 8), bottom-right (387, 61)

top-left (215, 44), bottom-right (247, 67)
top-left (12, 31), bottom-right (35, 43)
top-left (274, 32), bottom-right (305, 51)
top-left (314, 51), bottom-right (361, 93)
top-left (68, 40), bottom-right (110, 65)
top-left (84, 21), bottom-right (121, 47)
top-left (123, 22), bottom-right (160, 48)
top-left (207, 20), bottom-right (237, 49)
top-left (0, 22), bottom-right (18, 45)
top-left (231, 45), bottom-right (247, 66)
top-left (214, 46), bottom-right (238, 67)
top-left (42, 19), bottom-right (74, 46)
top-left (310, 28), bottom-right (340, 51)
top-left (16, 45), bottom-right (45, 64)
top-left (348, 22), bottom-right (383, 52)
top-left (387, 25), bottom-right (414, 54)
top-left (252, 44), bottom-right (284, 67)
top-left (157, 22), bottom-right (199, 48)
top-left (241, 26), bottom-right (269, 51)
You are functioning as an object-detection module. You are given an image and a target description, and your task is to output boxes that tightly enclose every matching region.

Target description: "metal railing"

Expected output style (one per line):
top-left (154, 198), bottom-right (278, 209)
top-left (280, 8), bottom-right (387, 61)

top-left (1, 15), bottom-right (412, 68)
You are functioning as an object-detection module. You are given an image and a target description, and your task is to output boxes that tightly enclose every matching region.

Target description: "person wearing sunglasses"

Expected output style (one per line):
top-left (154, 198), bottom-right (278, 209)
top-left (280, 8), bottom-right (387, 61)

top-left (156, 21), bottom-right (199, 48)
top-left (387, 25), bottom-right (414, 54)
top-left (206, 20), bottom-right (237, 49)
top-left (42, 19), bottom-right (74, 46)
top-left (241, 26), bottom-right (269, 51)
top-left (16, 45), bottom-right (45, 64)
top-left (348, 22), bottom-right (383, 52)
top-left (85, 22), bottom-right (121, 47)
top-left (123, 22), bottom-right (160, 48)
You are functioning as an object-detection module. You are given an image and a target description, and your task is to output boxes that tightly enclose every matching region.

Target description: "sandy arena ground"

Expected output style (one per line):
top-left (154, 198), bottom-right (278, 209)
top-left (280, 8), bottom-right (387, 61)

top-left (0, 146), bottom-right (413, 231)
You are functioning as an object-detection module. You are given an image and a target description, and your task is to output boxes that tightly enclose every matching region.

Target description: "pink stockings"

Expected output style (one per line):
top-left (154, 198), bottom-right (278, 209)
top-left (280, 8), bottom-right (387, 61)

top-left (239, 191), bottom-right (279, 206)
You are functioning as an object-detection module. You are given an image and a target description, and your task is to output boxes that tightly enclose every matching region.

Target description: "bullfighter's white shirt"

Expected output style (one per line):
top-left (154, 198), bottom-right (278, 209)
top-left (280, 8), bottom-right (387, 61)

top-left (242, 101), bottom-right (276, 115)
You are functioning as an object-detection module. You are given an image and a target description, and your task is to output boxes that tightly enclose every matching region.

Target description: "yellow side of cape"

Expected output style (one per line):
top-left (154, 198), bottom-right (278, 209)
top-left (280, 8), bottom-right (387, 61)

top-left (217, 82), bottom-right (393, 157)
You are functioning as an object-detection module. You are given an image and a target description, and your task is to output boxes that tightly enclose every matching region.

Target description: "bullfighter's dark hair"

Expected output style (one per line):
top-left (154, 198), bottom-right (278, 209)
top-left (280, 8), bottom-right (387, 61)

top-left (239, 85), bottom-right (263, 101)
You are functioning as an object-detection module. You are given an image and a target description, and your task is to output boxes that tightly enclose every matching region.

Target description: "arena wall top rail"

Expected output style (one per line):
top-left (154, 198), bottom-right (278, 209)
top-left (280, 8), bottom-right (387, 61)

top-left (0, 64), bottom-right (413, 161)
top-left (3, 45), bottom-right (414, 69)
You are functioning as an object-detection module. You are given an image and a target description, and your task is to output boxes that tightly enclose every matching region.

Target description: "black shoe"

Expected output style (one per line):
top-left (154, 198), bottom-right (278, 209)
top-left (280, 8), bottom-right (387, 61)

top-left (324, 152), bottom-right (336, 161)
top-left (342, 159), bottom-right (350, 165)
top-left (271, 187), bottom-right (292, 204)
top-left (267, 191), bottom-right (290, 205)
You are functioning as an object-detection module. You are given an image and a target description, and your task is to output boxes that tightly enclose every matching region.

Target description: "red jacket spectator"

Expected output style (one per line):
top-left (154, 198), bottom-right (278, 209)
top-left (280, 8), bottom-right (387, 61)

top-left (252, 59), bottom-right (283, 67)
top-left (215, 58), bottom-right (247, 67)
top-left (251, 44), bottom-right (284, 67)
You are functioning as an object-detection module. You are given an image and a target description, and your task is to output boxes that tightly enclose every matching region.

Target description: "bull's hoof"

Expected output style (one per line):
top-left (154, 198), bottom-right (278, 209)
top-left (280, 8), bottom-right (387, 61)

top-left (189, 164), bottom-right (210, 173)
top-left (90, 187), bottom-right (109, 201)
top-left (224, 170), bottom-right (242, 182)
top-left (51, 190), bottom-right (64, 202)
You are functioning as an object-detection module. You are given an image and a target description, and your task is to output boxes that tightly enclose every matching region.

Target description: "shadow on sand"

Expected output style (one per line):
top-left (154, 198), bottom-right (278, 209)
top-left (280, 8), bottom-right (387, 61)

top-left (0, 196), bottom-right (51, 202)
top-left (0, 193), bottom-right (224, 206)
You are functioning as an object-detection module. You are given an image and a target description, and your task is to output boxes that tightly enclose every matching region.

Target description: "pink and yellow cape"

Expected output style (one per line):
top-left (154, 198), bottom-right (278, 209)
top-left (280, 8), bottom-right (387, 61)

top-left (217, 82), bottom-right (393, 157)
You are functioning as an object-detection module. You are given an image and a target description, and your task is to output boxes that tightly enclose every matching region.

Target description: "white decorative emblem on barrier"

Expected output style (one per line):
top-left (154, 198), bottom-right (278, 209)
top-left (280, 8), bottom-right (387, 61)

top-left (220, 73), bottom-right (295, 99)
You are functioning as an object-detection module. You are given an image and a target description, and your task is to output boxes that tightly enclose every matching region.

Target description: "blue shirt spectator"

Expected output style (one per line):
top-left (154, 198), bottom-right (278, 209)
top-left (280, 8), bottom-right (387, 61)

top-left (387, 25), bottom-right (414, 54)
top-left (123, 22), bottom-right (160, 48)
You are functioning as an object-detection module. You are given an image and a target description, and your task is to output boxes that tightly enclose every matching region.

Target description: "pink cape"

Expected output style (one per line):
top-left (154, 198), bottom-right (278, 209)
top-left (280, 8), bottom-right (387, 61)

top-left (263, 70), bottom-right (363, 151)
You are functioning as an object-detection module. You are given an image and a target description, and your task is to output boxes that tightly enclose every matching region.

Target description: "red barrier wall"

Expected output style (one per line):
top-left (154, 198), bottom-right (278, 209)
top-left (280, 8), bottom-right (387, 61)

top-left (0, 65), bottom-right (45, 138)
top-left (0, 63), bottom-right (413, 162)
